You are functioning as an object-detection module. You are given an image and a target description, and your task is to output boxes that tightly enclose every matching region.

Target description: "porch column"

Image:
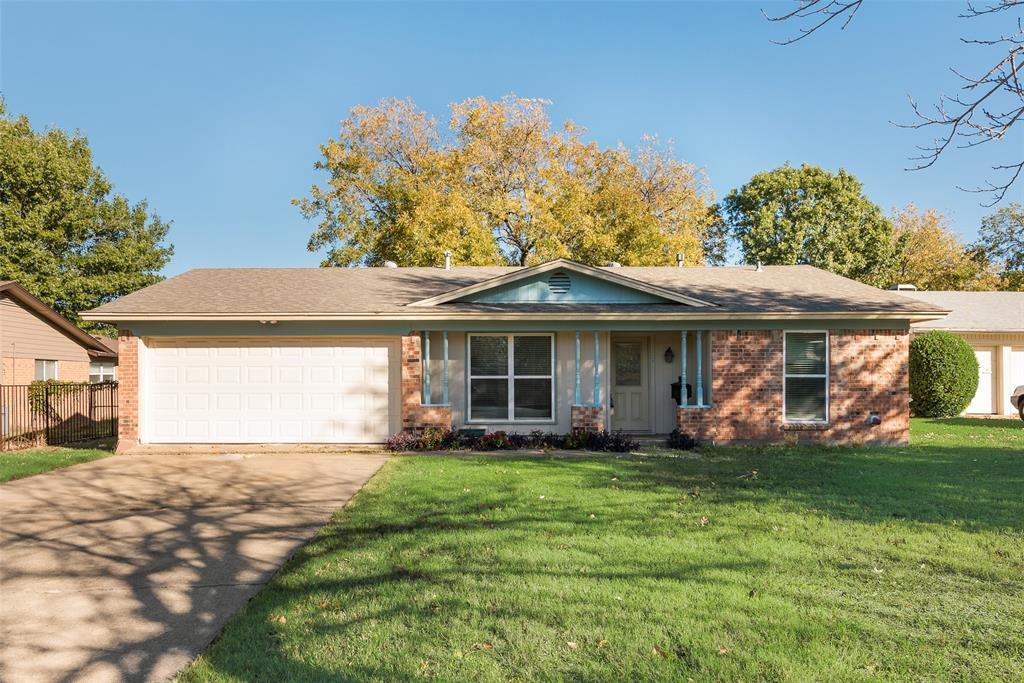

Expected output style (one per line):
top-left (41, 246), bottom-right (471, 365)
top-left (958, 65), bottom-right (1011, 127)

top-left (442, 331), bottom-right (449, 405)
top-left (680, 331), bottom-right (687, 407)
top-left (592, 332), bottom-right (600, 407)
top-left (422, 331), bottom-right (431, 404)
top-left (696, 331), bottom-right (704, 406)
top-left (574, 331), bottom-right (581, 405)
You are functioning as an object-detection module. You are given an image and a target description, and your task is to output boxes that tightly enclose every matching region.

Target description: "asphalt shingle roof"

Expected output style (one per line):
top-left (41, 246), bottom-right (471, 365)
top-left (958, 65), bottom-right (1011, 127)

top-left (907, 291), bottom-right (1024, 332)
top-left (84, 264), bottom-right (944, 318)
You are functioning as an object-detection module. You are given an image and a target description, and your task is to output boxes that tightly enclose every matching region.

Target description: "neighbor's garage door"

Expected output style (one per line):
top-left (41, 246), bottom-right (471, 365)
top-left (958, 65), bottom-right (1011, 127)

top-left (145, 339), bottom-right (392, 443)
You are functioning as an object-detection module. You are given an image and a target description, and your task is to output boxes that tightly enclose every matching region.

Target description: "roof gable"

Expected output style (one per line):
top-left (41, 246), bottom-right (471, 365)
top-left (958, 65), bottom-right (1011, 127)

top-left (409, 259), bottom-right (715, 308)
top-left (0, 282), bottom-right (117, 358)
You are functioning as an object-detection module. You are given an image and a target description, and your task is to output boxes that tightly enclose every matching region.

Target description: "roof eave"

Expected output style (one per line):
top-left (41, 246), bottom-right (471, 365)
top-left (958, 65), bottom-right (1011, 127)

top-left (1, 282), bottom-right (116, 355)
top-left (80, 310), bottom-right (949, 323)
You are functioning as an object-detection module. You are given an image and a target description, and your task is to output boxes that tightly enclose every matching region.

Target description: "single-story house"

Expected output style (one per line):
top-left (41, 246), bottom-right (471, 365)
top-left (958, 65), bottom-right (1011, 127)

top-left (81, 259), bottom-right (947, 450)
top-left (1, 281), bottom-right (118, 385)
top-left (908, 291), bottom-right (1024, 416)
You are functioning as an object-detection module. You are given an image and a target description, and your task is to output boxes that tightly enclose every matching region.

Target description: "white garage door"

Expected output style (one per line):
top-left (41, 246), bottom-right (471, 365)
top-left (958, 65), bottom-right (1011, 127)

top-left (1008, 347), bottom-right (1024, 414)
top-left (966, 348), bottom-right (994, 415)
top-left (145, 339), bottom-right (392, 443)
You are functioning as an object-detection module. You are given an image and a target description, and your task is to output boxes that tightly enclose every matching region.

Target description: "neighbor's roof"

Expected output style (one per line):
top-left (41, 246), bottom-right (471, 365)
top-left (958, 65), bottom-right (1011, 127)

top-left (908, 291), bottom-right (1024, 332)
top-left (0, 281), bottom-right (118, 358)
top-left (82, 261), bottom-right (946, 322)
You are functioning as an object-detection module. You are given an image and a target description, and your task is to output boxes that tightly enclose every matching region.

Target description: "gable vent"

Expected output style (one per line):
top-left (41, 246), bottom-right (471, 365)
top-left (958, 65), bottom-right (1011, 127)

top-left (547, 272), bottom-right (572, 295)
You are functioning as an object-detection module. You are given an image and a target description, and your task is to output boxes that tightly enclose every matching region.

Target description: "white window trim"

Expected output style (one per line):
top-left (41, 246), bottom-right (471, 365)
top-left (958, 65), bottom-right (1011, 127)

top-left (35, 359), bottom-right (59, 381)
top-left (783, 330), bottom-right (830, 424)
top-left (90, 361), bottom-right (117, 383)
top-left (467, 333), bottom-right (556, 424)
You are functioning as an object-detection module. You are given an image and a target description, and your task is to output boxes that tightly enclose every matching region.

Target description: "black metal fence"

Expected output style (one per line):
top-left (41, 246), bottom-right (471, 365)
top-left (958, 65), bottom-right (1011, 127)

top-left (0, 382), bottom-right (117, 450)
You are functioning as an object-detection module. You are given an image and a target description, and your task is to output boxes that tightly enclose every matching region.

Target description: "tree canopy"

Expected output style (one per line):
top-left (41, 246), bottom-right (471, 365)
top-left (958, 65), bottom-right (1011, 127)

top-left (720, 163), bottom-right (897, 286)
top-left (977, 203), bottom-right (1024, 287)
top-left (889, 204), bottom-right (999, 291)
top-left (0, 101), bottom-right (173, 333)
top-left (296, 96), bottom-right (721, 267)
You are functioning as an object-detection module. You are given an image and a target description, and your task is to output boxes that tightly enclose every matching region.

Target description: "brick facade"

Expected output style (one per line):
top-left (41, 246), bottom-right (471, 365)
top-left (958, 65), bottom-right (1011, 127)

top-left (675, 329), bottom-right (909, 445)
top-left (0, 357), bottom-right (90, 384)
top-left (571, 404), bottom-right (605, 432)
top-left (116, 332), bottom-right (140, 452)
top-left (400, 334), bottom-right (452, 432)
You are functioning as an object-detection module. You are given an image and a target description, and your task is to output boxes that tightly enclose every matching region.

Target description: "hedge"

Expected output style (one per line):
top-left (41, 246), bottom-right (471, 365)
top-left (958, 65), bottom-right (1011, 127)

top-left (909, 330), bottom-right (979, 417)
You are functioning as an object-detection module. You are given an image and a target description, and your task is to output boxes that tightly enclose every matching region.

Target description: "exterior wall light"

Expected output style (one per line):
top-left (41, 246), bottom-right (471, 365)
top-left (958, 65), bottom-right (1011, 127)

top-left (664, 346), bottom-right (675, 363)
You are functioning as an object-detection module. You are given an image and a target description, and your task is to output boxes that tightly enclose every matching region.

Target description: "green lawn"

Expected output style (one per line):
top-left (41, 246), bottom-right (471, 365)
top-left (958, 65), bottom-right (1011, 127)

top-left (181, 419), bottom-right (1024, 682)
top-left (0, 442), bottom-right (113, 482)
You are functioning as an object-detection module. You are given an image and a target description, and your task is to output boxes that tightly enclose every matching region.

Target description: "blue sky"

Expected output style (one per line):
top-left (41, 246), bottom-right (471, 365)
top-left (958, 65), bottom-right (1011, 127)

top-left (3, 1), bottom-right (1020, 276)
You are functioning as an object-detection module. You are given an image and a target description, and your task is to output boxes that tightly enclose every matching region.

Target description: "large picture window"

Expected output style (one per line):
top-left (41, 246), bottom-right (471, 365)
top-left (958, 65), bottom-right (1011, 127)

top-left (784, 331), bottom-right (828, 422)
top-left (469, 334), bottom-right (554, 422)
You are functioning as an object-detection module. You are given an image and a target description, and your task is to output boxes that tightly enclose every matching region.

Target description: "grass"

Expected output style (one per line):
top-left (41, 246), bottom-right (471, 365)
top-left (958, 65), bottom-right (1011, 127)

top-left (0, 440), bottom-right (113, 482)
top-left (180, 419), bottom-right (1024, 682)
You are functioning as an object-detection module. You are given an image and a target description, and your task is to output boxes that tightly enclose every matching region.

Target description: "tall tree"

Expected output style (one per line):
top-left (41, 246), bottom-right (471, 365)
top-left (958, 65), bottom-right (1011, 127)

top-left (889, 204), bottom-right (999, 290)
top-left (976, 202), bottom-right (1024, 289)
top-left (296, 96), bottom-right (719, 267)
top-left (0, 101), bottom-right (173, 333)
top-left (720, 163), bottom-right (897, 286)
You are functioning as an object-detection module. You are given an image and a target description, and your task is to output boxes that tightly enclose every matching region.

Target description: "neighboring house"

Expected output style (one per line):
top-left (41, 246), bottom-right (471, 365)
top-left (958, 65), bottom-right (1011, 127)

top-left (0, 281), bottom-right (118, 385)
top-left (81, 259), bottom-right (947, 450)
top-left (908, 291), bottom-right (1024, 417)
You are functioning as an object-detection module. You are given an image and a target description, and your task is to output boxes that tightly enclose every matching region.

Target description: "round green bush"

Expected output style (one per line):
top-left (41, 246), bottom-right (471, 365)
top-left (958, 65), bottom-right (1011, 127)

top-left (909, 331), bottom-right (979, 417)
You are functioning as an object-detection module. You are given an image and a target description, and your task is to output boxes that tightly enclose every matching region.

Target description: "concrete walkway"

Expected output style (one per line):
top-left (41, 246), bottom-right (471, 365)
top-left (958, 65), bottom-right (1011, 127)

top-left (0, 451), bottom-right (388, 683)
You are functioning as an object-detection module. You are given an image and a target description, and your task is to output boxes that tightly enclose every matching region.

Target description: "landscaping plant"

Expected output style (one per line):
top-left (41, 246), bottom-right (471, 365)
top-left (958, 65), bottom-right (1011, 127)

top-left (909, 330), bottom-right (979, 417)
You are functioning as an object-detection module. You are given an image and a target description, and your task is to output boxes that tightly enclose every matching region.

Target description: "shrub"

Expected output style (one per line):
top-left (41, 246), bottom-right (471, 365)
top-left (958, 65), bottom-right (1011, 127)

top-left (385, 430), bottom-right (420, 451)
top-left (477, 431), bottom-right (512, 450)
top-left (909, 330), bottom-right (979, 417)
top-left (386, 428), bottom-right (639, 452)
top-left (666, 429), bottom-right (699, 450)
top-left (418, 427), bottom-right (451, 450)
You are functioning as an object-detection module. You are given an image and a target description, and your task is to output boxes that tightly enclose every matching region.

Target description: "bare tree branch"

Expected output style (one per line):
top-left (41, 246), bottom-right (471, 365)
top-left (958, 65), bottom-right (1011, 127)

top-left (765, 0), bottom-right (1024, 204)
top-left (762, 0), bottom-right (863, 45)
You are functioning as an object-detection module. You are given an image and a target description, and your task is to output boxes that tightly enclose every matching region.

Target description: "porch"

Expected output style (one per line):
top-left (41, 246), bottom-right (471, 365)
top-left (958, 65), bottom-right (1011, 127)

top-left (409, 330), bottom-right (713, 435)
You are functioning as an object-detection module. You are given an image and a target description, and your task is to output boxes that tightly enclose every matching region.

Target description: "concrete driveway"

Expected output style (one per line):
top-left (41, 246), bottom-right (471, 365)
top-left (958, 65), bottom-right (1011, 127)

top-left (0, 451), bottom-right (388, 683)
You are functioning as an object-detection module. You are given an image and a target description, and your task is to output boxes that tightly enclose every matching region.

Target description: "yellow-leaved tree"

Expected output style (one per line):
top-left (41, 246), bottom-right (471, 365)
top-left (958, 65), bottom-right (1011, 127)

top-left (890, 204), bottom-right (999, 291)
top-left (296, 96), bottom-right (721, 267)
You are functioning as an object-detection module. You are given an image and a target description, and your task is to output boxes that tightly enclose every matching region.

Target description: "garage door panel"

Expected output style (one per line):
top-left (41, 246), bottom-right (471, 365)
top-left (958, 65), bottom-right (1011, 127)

top-left (966, 349), bottom-right (994, 414)
top-left (146, 340), bottom-right (392, 443)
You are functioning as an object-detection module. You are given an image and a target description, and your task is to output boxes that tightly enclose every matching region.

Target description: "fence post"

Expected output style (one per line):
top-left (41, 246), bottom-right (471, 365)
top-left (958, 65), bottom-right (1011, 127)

top-left (44, 383), bottom-right (52, 446)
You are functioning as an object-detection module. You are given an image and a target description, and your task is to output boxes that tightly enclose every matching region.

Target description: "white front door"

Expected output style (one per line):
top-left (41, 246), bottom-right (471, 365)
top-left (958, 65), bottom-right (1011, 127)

top-left (611, 338), bottom-right (649, 431)
top-left (966, 348), bottom-right (994, 415)
top-left (145, 339), bottom-right (392, 443)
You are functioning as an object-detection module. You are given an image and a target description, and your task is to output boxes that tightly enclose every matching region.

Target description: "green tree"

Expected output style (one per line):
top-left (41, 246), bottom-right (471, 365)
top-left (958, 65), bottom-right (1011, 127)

top-left (889, 204), bottom-right (999, 291)
top-left (720, 163), bottom-right (897, 286)
top-left (296, 96), bottom-right (719, 267)
top-left (976, 203), bottom-right (1024, 290)
top-left (0, 101), bottom-right (173, 333)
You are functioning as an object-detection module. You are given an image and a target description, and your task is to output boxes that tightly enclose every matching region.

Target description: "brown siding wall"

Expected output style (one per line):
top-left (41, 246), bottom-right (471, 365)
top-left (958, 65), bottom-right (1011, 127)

top-left (0, 294), bottom-right (93, 374)
top-left (675, 329), bottom-right (909, 445)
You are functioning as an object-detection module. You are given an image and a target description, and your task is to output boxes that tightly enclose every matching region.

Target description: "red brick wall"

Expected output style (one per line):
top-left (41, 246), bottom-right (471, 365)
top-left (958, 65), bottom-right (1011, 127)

top-left (400, 334), bottom-right (452, 432)
top-left (571, 405), bottom-right (604, 432)
top-left (116, 332), bottom-right (139, 452)
top-left (675, 329), bottom-right (909, 446)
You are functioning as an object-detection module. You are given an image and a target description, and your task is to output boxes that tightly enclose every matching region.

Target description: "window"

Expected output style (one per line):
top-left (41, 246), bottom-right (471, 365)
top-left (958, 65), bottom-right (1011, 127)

top-left (34, 359), bottom-right (58, 381)
top-left (469, 334), bottom-right (554, 422)
top-left (90, 362), bottom-right (116, 383)
top-left (784, 332), bottom-right (828, 422)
